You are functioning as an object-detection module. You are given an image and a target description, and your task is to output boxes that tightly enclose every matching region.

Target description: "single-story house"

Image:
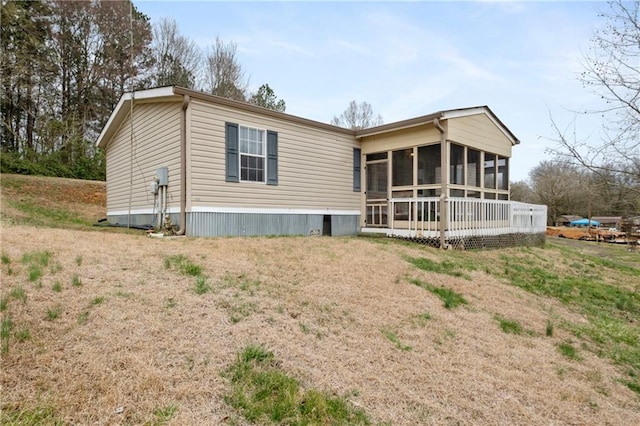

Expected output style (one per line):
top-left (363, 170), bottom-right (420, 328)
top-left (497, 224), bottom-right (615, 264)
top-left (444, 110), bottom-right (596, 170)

top-left (555, 215), bottom-right (583, 227)
top-left (96, 86), bottom-right (546, 247)
top-left (591, 216), bottom-right (622, 229)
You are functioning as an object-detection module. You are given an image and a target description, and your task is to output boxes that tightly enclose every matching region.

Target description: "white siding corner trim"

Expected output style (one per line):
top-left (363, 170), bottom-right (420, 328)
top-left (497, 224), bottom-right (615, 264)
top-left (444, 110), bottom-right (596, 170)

top-left (189, 206), bottom-right (360, 215)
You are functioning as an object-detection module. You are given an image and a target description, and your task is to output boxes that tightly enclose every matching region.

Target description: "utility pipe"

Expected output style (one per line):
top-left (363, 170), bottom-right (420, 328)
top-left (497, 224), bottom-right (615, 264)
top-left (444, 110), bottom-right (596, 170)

top-left (433, 118), bottom-right (450, 249)
top-left (176, 94), bottom-right (190, 236)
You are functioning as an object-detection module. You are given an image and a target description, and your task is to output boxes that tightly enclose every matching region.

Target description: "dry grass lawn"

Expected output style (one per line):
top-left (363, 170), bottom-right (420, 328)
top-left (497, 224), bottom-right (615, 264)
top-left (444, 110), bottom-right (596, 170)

top-left (1, 225), bottom-right (639, 425)
top-left (1, 174), bottom-right (638, 424)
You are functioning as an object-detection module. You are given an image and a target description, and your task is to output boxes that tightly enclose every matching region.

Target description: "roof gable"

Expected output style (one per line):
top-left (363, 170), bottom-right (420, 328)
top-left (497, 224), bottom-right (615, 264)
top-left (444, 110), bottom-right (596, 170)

top-left (355, 106), bottom-right (519, 145)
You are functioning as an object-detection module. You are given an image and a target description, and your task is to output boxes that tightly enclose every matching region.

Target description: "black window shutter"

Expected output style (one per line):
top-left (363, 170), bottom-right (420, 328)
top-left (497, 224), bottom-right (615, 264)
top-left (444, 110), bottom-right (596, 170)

top-left (353, 147), bottom-right (361, 192)
top-left (266, 131), bottom-right (278, 185)
top-left (225, 122), bottom-right (239, 182)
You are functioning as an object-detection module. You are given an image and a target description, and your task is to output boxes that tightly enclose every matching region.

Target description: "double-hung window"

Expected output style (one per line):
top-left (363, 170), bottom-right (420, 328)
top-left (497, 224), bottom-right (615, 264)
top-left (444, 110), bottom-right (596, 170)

top-left (239, 126), bottom-right (265, 182)
top-left (225, 122), bottom-right (278, 185)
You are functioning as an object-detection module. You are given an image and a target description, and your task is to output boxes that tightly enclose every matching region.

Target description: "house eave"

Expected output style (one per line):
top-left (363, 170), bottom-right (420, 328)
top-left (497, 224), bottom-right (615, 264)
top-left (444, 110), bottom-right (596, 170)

top-left (95, 87), bottom-right (180, 149)
top-left (172, 86), bottom-right (355, 136)
top-left (355, 105), bottom-right (520, 146)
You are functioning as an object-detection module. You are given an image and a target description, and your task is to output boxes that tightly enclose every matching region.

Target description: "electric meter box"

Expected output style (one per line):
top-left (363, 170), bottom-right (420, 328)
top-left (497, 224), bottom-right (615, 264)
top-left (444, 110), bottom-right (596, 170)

top-left (157, 167), bottom-right (169, 186)
top-left (149, 181), bottom-right (158, 194)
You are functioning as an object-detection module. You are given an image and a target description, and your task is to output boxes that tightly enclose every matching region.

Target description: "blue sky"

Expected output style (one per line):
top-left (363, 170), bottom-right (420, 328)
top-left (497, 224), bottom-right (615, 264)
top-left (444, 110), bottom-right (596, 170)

top-left (136, 0), bottom-right (609, 182)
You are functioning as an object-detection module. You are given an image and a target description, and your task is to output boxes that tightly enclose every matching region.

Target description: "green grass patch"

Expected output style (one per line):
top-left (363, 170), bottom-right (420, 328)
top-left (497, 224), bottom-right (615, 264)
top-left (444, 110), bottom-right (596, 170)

top-left (623, 380), bottom-right (640, 394)
top-left (91, 296), bottom-right (105, 306)
top-left (52, 281), bottom-right (62, 293)
top-left (71, 274), bottom-right (82, 287)
top-left (0, 297), bottom-right (7, 312)
top-left (220, 273), bottom-right (261, 295)
top-left (164, 254), bottom-right (202, 277)
top-left (75, 255), bottom-right (83, 266)
top-left (1, 316), bottom-right (13, 353)
top-left (224, 345), bottom-right (370, 425)
top-left (46, 305), bottom-right (63, 320)
top-left (406, 256), bottom-right (474, 280)
top-left (558, 342), bottom-right (581, 361)
top-left (219, 300), bottom-right (258, 324)
top-left (0, 405), bottom-right (64, 425)
top-left (1, 253), bottom-right (11, 265)
top-left (152, 404), bottom-right (178, 425)
top-left (409, 278), bottom-right (468, 309)
top-left (494, 315), bottom-right (523, 335)
top-left (28, 264), bottom-right (43, 282)
top-left (381, 329), bottom-right (412, 351)
top-left (497, 246), bottom-right (640, 389)
top-left (21, 250), bottom-right (52, 267)
top-left (10, 286), bottom-right (27, 303)
top-left (9, 200), bottom-right (91, 227)
top-left (15, 327), bottom-right (31, 342)
top-left (194, 276), bottom-right (211, 295)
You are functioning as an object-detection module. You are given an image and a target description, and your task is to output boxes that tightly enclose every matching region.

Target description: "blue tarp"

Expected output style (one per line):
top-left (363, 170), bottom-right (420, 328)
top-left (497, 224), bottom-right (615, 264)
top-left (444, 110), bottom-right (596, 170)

top-left (569, 218), bottom-right (601, 227)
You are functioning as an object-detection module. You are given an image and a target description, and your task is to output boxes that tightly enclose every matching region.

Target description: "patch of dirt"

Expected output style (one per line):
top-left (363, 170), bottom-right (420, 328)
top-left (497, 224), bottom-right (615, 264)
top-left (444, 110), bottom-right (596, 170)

top-left (1, 226), bottom-right (638, 425)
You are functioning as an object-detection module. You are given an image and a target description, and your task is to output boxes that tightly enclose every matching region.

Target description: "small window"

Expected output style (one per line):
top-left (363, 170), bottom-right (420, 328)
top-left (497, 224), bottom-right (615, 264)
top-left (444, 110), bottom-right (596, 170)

top-left (366, 152), bottom-right (388, 161)
top-left (240, 125), bottom-right (266, 182)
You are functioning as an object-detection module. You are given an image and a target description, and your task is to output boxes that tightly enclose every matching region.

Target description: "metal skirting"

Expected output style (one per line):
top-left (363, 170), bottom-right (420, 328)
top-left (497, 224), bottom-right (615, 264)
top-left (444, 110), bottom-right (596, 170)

top-left (187, 212), bottom-right (360, 237)
top-left (330, 215), bottom-right (361, 237)
top-left (107, 213), bottom-right (179, 228)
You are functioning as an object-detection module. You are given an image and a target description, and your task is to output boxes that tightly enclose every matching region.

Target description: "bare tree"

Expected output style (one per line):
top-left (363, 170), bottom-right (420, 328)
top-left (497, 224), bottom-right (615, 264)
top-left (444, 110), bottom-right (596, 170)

top-left (150, 17), bottom-right (201, 89)
top-left (331, 100), bottom-right (383, 130)
top-left (509, 180), bottom-right (535, 203)
top-left (549, 0), bottom-right (639, 193)
top-left (528, 161), bottom-right (589, 225)
top-left (203, 36), bottom-right (247, 101)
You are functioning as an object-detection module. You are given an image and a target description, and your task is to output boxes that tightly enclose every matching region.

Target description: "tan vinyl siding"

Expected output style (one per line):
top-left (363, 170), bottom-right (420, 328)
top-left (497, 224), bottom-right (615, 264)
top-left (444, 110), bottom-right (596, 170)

top-left (360, 125), bottom-right (441, 154)
top-left (447, 113), bottom-right (513, 157)
top-left (106, 102), bottom-right (181, 213)
top-left (189, 99), bottom-right (359, 210)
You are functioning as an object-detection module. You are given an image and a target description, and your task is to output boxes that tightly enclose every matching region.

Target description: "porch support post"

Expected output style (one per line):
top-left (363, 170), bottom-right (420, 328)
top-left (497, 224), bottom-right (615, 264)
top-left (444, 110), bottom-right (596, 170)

top-left (434, 118), bottom-right (449, 249)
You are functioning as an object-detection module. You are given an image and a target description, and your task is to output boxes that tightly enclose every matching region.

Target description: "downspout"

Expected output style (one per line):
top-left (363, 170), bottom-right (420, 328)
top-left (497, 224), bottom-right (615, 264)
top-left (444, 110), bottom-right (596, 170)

top-left (176, 94), bottom-right (190, 236)
top-left (434, 118), bottom-right (449, 249)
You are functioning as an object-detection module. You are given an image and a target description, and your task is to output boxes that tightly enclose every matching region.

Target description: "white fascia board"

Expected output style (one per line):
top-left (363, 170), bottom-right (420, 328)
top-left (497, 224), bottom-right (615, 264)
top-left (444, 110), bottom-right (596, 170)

top-left (442, 107), bottom-right (518, 146)
top-left (96, 95), bottom-right (129, 148)
top-left (189, 206), bottom-right (361, 215)
top-left (441, 107), bottom-right (488, 120)
top-left (130, 86), bottom-right (176, 101)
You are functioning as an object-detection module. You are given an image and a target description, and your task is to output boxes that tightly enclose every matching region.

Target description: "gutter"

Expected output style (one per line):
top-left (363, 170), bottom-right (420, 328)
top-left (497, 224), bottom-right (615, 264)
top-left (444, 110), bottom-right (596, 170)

top-left (433, 118), bottom-right (450, 249)
top-left (176, 93), bottom-right (190, 236)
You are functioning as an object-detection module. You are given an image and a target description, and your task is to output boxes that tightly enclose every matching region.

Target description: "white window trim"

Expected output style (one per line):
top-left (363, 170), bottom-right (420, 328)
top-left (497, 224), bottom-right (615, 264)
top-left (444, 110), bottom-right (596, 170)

top-left (239, 124), bottom-right (267, 183)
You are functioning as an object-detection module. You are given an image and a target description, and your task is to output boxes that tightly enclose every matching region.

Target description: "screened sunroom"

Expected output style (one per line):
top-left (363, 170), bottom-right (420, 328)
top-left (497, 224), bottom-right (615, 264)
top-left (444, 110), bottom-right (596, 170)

top-left (356, 107), bottom-right (546, 248)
